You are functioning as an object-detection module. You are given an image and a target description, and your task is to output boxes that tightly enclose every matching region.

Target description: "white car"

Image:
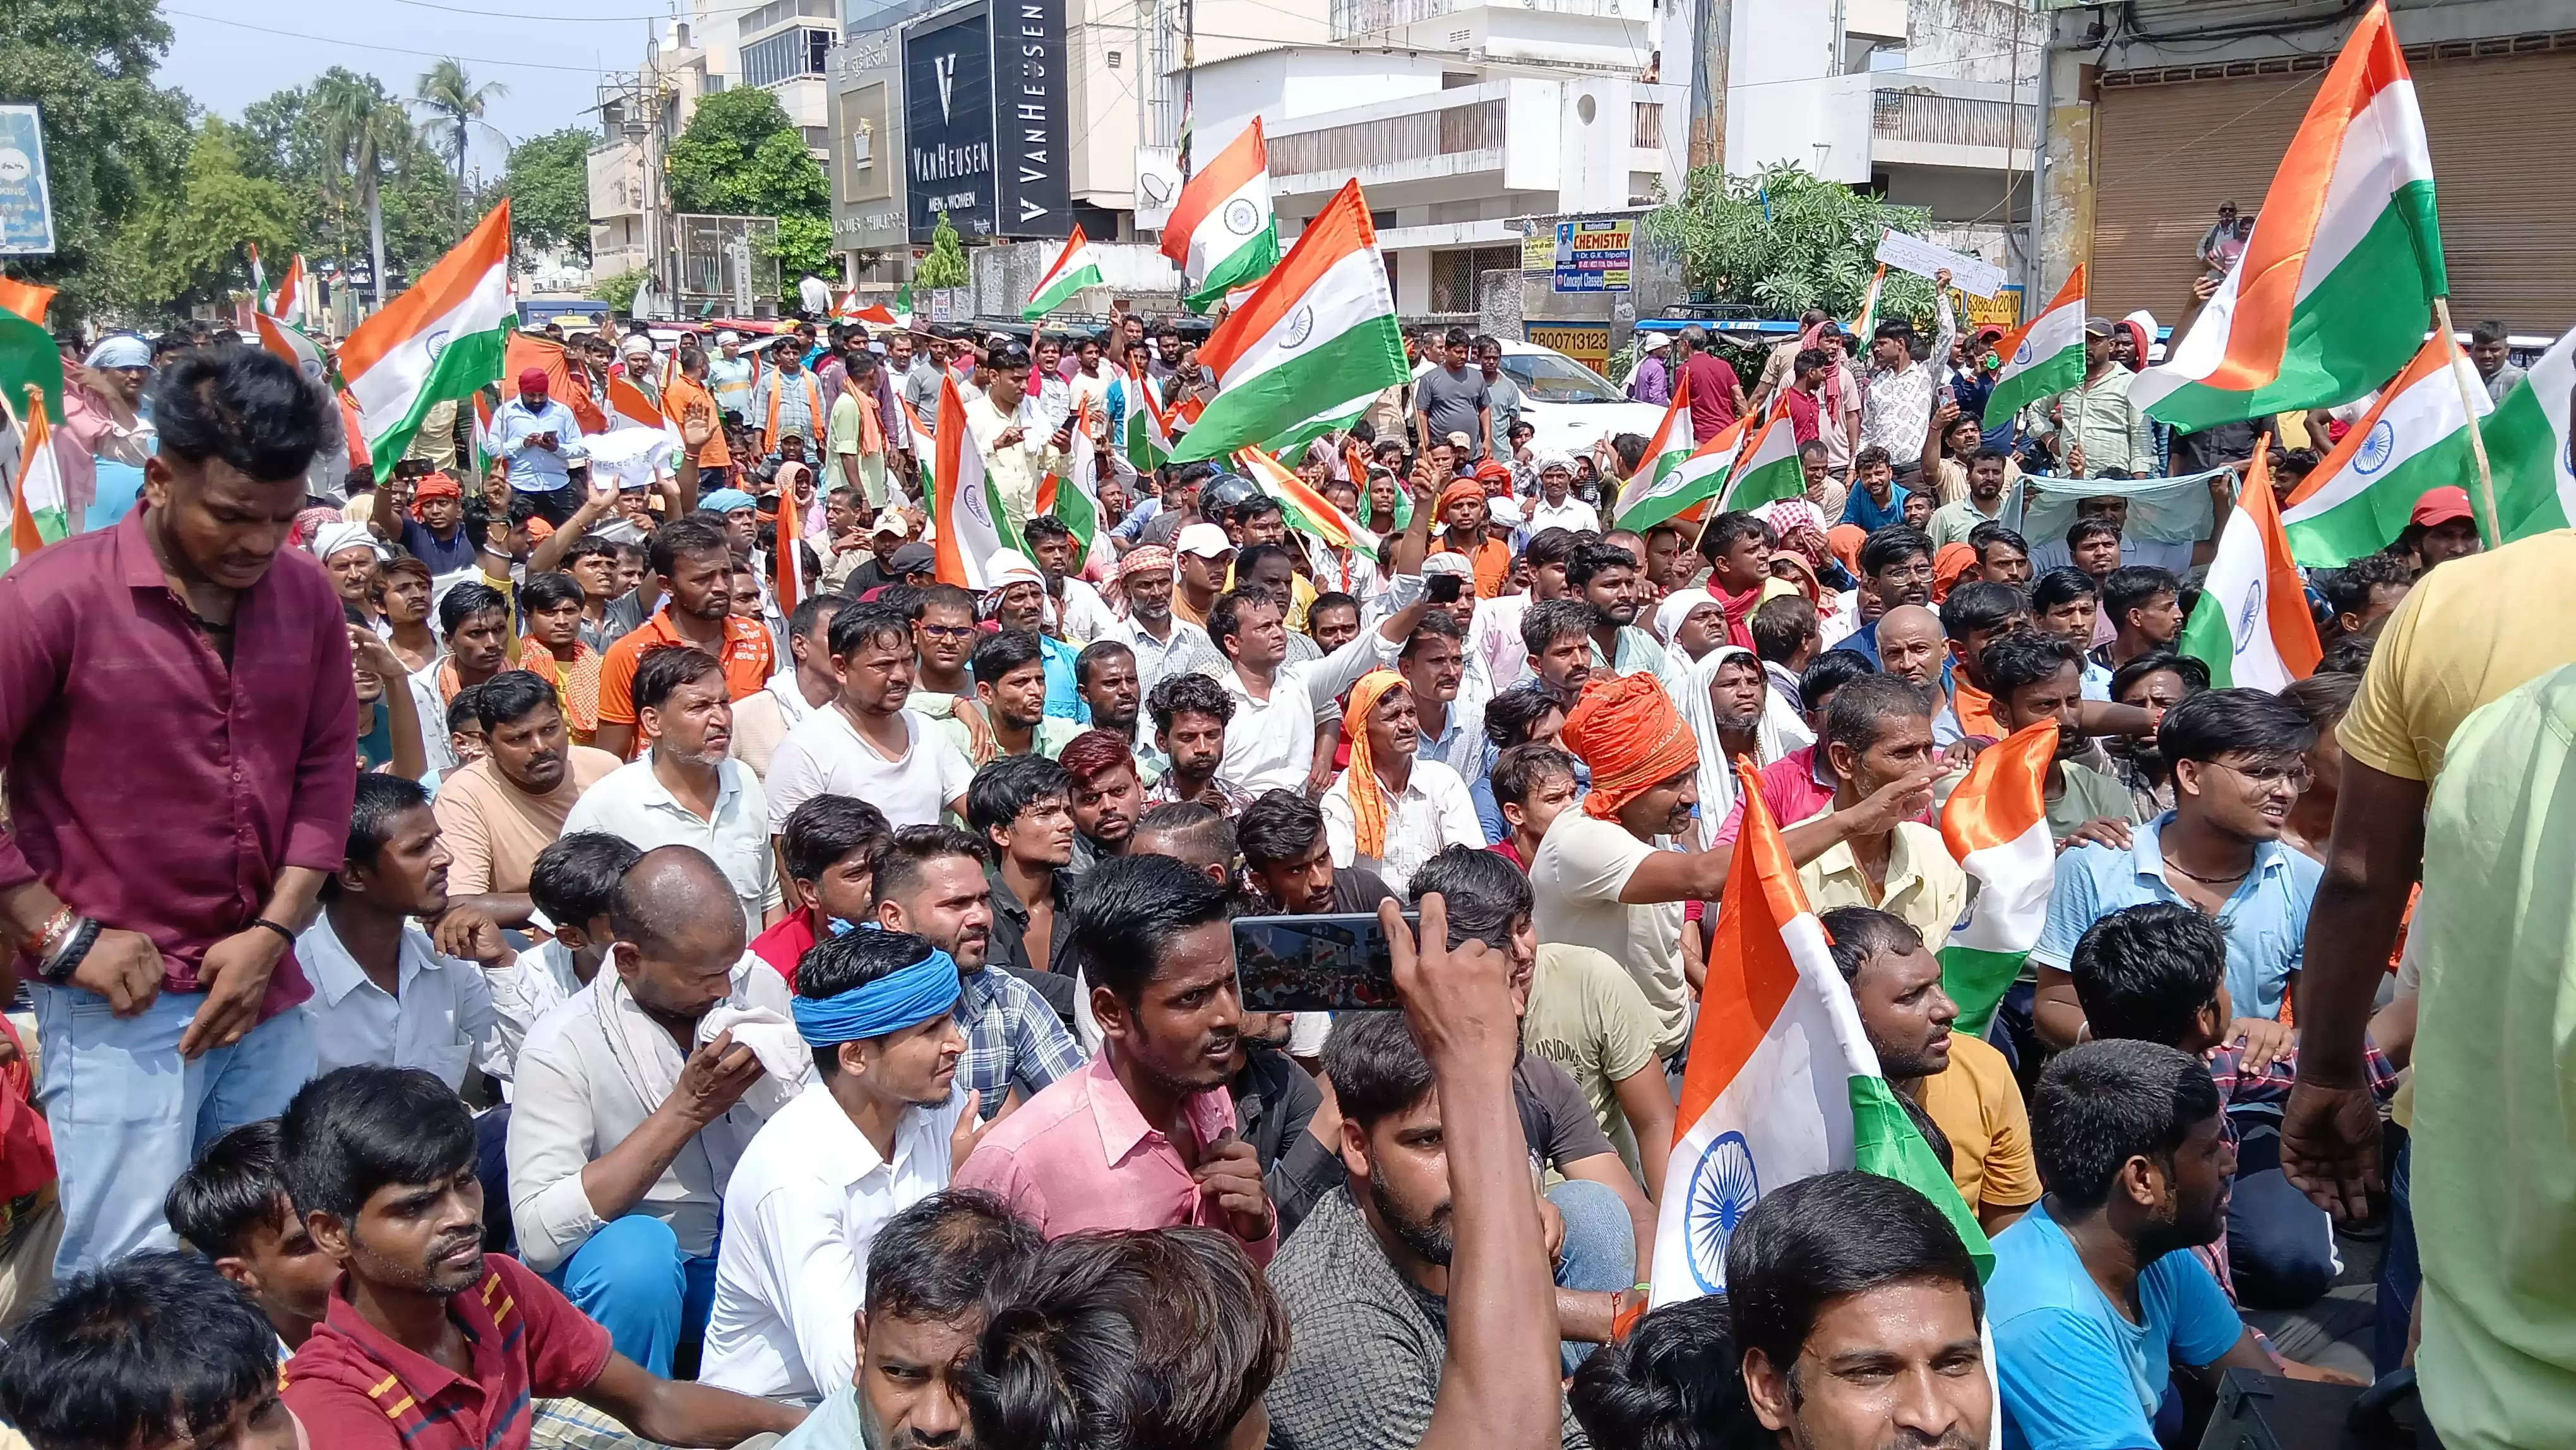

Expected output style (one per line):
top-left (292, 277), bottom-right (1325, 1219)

top-left (1413, 340), bottom-right (1669, 461)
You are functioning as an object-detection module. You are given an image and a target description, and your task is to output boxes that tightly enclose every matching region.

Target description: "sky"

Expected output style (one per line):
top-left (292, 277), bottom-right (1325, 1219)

top-left (159, 0), bottom-right (689, 177)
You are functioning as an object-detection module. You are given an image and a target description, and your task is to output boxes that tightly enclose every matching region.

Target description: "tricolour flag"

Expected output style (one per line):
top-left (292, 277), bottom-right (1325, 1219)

top-left (1651, 757), bottom-right (1991, 1307)
top-left (0, 303), bottom-right (62, 424)
top-left (1046, 399), bottom-right (1106, 549)
top-left (1608, 370), bottom-right (1695, 529)
top-left (1023, 225), bottom-right (1105, 320)
top-left (1936, 721), bottom-right (2060, 1036)
top-left (342, 201), bottom-right (512, 470)
top-left (1618, 409), bottom-right (1748, 534)
top-left (1159, 119), bottom-right (1280, 315)
top-left (1170, 179), bottom-right (1405, 463)
top-left (2473, 322), bottom-right (2576, 543)
top-left (1123, 366), bottom-right (1174, 470)
top-left (929, 374), bottom-right (1016, 589)
top-left (2281, 335), bottom-right (2490, 565)
top-left (2132, 1), bottom-right (2443, 431)
top-left (4, 391), bottom-right (69, 570)
top-left (2180, 446), bottom-right (2322, 690)
top-left (271, 253), bottom-right (307, 325)
top-left (1981, 265), bottom-right (2087, 428)
top-left (246, 244), bottom-right (266, 309)
top-left (1849, 263), bottom-right (1887, 342)
top-left (606, 372), bottom-right (671, 433)
top-left (253, 312), bottom-right (327, 385)
top-left (1718, 405), bottom-right (1805, 513)
top-left (1237, 445), bottom-right (1374, 552)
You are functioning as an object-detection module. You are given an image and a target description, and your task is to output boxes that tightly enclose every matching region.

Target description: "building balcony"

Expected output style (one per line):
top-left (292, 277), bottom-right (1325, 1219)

top-left (1867, 73), bottom-right (2036, 172)
top-left (1330, 0), bottom-right (1654, 41)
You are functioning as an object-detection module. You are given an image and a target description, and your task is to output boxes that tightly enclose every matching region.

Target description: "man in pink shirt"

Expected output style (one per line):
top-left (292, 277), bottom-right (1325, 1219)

top-left (951, 854), bottom-right (1277, 1263)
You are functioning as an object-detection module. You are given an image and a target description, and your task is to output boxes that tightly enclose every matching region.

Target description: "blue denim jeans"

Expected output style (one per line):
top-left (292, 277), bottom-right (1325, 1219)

top-left (543, 1214), bottom-right (717, 1377)
top-left (1550, 1177), bottom-right (1637, 1377)
top-left (32, 984), bottom-right (317, 1278)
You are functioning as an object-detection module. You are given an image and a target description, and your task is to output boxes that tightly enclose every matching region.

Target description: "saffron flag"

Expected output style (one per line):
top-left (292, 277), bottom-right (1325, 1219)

top-left (1159, 119), bottom-right (1280, 314)
top-left (4, 391), bottom-right (69, 570)
top-left (606, 372), bottom-right (670, 433)
top-left (1023, 225), bottom-right (1106, 320)
top-left (1609, 370), bottom-right (1694, 529)
top-left (342, 201), bottom-right (513, 469)
top-left (0, 277), bottom-right (54, 327)
top-left (2132, 1), bottom-right (2444, 430)
top-left (1651, 757), bottom-right (1991, 1307)
top-left (1618, 409), bottom-right (1749, 534)
top-left (1170, 179), bottom-right (1405, 463)
top-left (1981, 265), bottom-right (2087, 429)
top-left (1936, 721), bottom-right (2060, 1036)
top-left (2180, 446), bottom-right (2322, 690)
top-left (1236, 445), bottom-right (1374, 552)
top-left (503, 332), bottom-right (608, 435)
top-left (929, 374), bottom-right (1016, 589)
top-left (271, 253), bottom-right (308, 325)
top-left (2281, 335), bottom-right (2490, 565)
top-left (776, 460), bottom-right (806, 620)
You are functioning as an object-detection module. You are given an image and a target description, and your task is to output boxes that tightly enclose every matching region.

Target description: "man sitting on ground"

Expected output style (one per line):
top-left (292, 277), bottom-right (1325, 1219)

top-left (749, 795), bottom-right (892, 988)
top-left (765, 604), bottom-right (975, 832)
top-left (1058, 728), bottom-right (1145, 871)
top-left (431, 671), bottom-right (623, 929)
top-left (490, 833), bottom-right (641, 1073)
top-left (0, 1251), bottom-right (303, 1450)
top-left (164, 1120), bottom-right (341, 1353)
top-left (1143, 671), bottom-right (1255, 815)
top-left (1979, 630), bottom-right (2139, 843)
top-left (970, 755), bottom-right (1083, 1017)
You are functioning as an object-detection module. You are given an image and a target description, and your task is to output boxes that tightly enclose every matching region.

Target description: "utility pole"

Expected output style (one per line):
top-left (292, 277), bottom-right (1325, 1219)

top-left (1179, 0), bottom-right (1196, 180)
top-left (1686, 0), bottom-right (1729, 172)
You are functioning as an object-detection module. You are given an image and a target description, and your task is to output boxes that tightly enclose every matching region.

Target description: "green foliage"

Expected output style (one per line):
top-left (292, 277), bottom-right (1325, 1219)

top-left (589, 267), bottom-right (648, 311)
top-left (102, 117), bottom-right (298, 313)
top-left (917, 213), bottom-right (969, 289)
top-left (412, 59), bottom-right (507, 191)
top-left (763, 213), bottom-right (838, 298)
top-left (506, 129), bottom-right (594, 263)
top-left (1644, 162), bottom-right (1939, 326)
top-left (665, 88), bottom-right (833, 305)
top-left (234, 69), bottom-right (465, 296)
top-left (0, 0), bottom-right (193, 322)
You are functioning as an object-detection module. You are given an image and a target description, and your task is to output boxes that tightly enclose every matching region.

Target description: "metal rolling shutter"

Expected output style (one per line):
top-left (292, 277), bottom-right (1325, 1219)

top-left (2090, 35), bottom-right (2576, 337)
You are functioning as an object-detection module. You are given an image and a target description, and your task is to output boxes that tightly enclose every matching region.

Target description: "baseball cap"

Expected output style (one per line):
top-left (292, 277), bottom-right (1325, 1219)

top-left (888, 542), bottom-right (936, 573)
top-left (1176, 522), bottom-right (1234, 558)
top-left (2409, 486), bottom-right (2473, 527)
top-left (1445, 431), bottom-right (1473, 451)
top-left (2084, 317), bottom-right (2115, 338)
top-left (871, 512), bottom-right (910, 539)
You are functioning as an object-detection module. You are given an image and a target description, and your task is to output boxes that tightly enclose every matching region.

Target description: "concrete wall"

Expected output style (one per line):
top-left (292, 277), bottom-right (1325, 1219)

top-left (1902, 0), bottom-right (2044, 85)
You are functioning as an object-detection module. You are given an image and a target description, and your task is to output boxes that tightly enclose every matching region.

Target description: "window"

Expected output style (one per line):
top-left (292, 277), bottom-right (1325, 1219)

top-left (744, 27), bottom-right (833, 87)
top-left (1631, 100), bottom-right (1662, 148)
top-left (1429, 246), bottom-right (1517, 314)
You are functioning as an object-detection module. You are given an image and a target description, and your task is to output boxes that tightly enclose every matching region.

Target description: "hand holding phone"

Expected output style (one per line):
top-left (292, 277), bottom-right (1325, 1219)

top-left (1233, 912), bottom-right (1417, 1013)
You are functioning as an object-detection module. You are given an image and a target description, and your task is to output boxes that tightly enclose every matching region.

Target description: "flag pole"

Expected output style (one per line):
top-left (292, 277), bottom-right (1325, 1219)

top-left (2430, 296), bottom-right (2501, 548)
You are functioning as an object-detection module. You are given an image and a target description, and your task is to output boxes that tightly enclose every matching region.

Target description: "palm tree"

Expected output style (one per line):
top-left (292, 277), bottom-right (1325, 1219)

top-left (314, 73), bottom-right (413, 311)
top-left (414, 59), bottom-right (509, 224)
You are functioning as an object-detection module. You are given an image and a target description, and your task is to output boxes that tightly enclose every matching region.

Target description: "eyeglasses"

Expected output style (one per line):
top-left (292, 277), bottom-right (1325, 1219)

top-left (2207, 757), bottom-right (2311, 791)
top-left (917, 624), bottom-right (977, 642)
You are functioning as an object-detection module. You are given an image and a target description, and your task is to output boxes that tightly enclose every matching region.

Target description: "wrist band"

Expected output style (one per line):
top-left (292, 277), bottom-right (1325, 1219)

top-left (249, 918), bottom-right (296, 947)
top-left (41, 917), bottom-right (100, 985)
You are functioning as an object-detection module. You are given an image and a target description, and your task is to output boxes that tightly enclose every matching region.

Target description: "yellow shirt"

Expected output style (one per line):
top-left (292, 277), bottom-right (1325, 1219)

top-left (1914, 1032), bottom-right (2041, 1214)
top-left (1792, 812), bottom-right (1967, 951)
top-left (1225, 563), bottom-right (1318, 633)
top-left (2340, 530), bottom-right (2576, 784)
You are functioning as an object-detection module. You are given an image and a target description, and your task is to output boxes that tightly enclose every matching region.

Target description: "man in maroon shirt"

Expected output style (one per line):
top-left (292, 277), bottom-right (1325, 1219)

top-left (1676, 325), bottom-right (1746, 443)
top-left (281, 1065), bottom-right (802, 1449)
top-left (0, 348), bottom-right (351, 1278)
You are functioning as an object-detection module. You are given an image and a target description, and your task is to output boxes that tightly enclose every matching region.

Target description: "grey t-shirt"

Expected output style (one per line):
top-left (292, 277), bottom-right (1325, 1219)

top-left (1413, 364), bottom-right (1491, 452)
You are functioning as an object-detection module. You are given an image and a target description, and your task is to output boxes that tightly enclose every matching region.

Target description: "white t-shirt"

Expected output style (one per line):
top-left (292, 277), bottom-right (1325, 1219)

top-left (1528, 813), bottom-right (1688, 1057)
top-left (763, 705), bottom-right (974, 832)
top-left (1318, 759), bottom-right (1488, 897)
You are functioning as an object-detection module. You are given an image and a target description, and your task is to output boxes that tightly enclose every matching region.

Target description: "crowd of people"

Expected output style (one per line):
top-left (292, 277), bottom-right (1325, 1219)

top-left (0, 279), bottom-right (2549, 1450)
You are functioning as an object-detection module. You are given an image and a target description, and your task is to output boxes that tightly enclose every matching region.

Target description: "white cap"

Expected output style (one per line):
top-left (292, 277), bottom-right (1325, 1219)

top-left (715, 330), bottom-right (741, 345)
top-left (1420, 551), bottom-right (1474, 580)
top-left (1176, 522), bottom-right (1234, 558)
top-left (1486, 494), bottom-right (1525, 527)
top-left (871, 512), bottom-right (909, 539)
top-left (1640, 333), bottom-right (1672, 352)
top-left (620, 334), bottom-right (655, 358)
top-left (986, 549), bottom-right (1044, 589)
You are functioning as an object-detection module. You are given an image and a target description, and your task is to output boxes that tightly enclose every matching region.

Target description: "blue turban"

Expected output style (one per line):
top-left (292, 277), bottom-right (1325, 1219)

top-left (790, 948), bottom-right (963, 1046)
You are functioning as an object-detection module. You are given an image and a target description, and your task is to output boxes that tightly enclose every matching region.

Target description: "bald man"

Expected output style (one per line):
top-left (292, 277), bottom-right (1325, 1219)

top-left (1127, 801), bottom-right (1235, 884)
top-left (506, 844), bottom-right (796, 1375)
top-left (1873, 604), bottom-right (1945, 690)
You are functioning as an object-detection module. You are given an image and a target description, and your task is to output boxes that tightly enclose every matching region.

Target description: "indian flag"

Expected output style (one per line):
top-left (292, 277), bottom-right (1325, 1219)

top-left (271, 253), bottom-right (307, 325)
top-left (1123, 366), bottom-right (1175, 469)
top-left (247, 244), bottom-right (265, 309)
top-left (1849, 263), bottom-right (1887, 342)
top-left (2476, 322), bottom-right (2576, 542)
top-left (1159, 119), bottom-right (1280, 315)
top-left (253, 312), bottom-right (328, 385)
top-left (5, 392), bottom-right (69, 569)
top-left (1236, 445), bottom-right (1374, 552)
top-left (0, 277), bottom-right (54, 326)
top-left (1719, 407), bottom-right (1805, 513)
top-left (1169, 179), bottom-right (1405, 464)
top-left (1619, 410), bottom-right (1748, 534)
top-left (1259, 388), bottom-right (1380, 459)
top-left (1042, 398), bottom-right (1106, 549)
top-left (2282, 335), bottom-right (2490, 565)
top-left (1609, 371), bottom-right (1695, 529)
top-left (1982, 265), bottom-right (2087, 428)
top-left (2181, 447), bottom-right (2323, 690)
top-left (930, 374), bottom-right (1017, 589)
top-left (1651, 757), bottom-right (1991, 1306)
top-left (342, 201), bottom-right (512, 470)
top-left (1022, 225), bottom-right (1105, 321)
top-left (2132, 1), bottom-right (2444, 431)
top-left (1937, 721), bottom-right (2060, 1036)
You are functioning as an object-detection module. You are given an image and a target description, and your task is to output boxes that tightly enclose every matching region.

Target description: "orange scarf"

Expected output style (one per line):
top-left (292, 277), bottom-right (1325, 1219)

top-left (1340, 671), bottom-right (1407, 860)
top-left (519, 638), bottom-right (603, 741)
top-left (763, 373), bottom-right (823, 448)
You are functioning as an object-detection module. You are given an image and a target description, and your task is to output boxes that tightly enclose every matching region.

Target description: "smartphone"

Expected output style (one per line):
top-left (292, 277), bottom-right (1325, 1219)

top-left (1426, 573), bottom-right (1464, 605)
top-left (1234, 911), bottom-right (1415, 1013)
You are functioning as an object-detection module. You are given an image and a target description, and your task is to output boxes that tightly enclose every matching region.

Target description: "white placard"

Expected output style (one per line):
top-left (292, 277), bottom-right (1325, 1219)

top-left (1873, 230), bottom-right (2006, 299)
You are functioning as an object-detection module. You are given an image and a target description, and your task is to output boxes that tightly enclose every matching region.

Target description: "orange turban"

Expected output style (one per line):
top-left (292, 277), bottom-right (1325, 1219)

top-left (1825, 524), bottom-right (1866, 577)
top-left (1438, 477), bottom-right (1485, 517)
top-left (1931, 542), bottom-right (1976, 603)
top-left (1339, 670), bottom-right (1407, 860)
top-left (1563, 673), bottom-right (1699, 822)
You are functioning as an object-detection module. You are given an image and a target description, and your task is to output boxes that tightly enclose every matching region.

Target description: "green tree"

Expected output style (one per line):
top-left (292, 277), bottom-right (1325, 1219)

top-left (589, 267), bottom-right (648, 310)
top-left (917, 213), bottom-right (968, 289)
top-left (506, 128), bottom-right (593, 263)
top-left (665, 88), bottom-right (832, 304)
top-left (103, 117), bottom-right (299, 313)
top-left (1645, 162), bottom-right (1937, 325)
top-left (0, 0), bottom-right (193, 321)
top-left (314, 71), bottom-right (415, 308)
top-left (412, 59), bottom-right (508, 225)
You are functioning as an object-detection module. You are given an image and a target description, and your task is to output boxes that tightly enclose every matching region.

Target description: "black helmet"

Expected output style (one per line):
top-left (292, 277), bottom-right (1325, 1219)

top-left (1198, 472), bottom-right (1259, 518)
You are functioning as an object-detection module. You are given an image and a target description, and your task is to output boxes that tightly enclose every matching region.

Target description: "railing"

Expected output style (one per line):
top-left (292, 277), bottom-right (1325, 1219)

top-left (1868, 88), bottom-right (2036, 152)
top-left (1330, 0), bottom-right (1637, 39)
top-left (1631, 100), bottom-right (1662, 149)
top-left (1268, 98), bottom-right (1506, 176)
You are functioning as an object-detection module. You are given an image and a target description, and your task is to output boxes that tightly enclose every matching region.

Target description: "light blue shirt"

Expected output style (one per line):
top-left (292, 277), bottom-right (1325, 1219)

top-left (2080, 659), bottom-right (2113, 702)
top-left (2032, 810), bottom-right (2319, 1021)
top-left (775, 1382), bottom-right (861, 1448)
top-left (1988, 1202), bottom-right (2240, 1450)
top-left (1037, 632), bottom-right (1090, 724)
top-left (493, 396), bottom-right (588, 493)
